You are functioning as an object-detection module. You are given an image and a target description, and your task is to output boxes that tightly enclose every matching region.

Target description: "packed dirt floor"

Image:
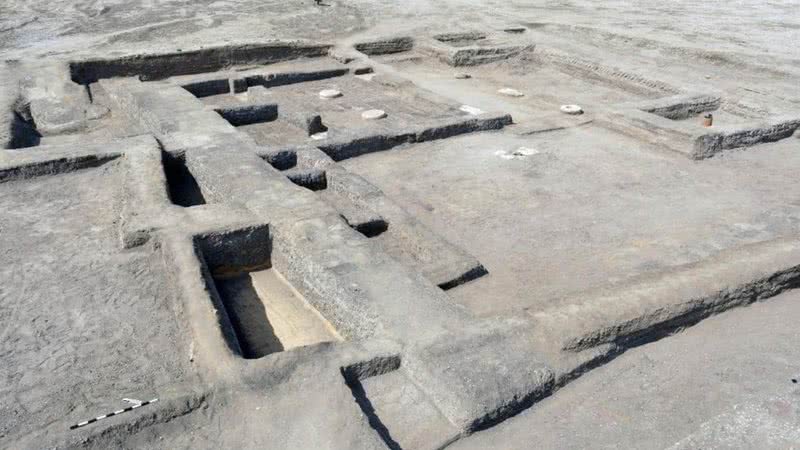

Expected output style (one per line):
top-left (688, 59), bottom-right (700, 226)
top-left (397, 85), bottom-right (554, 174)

top-left (1, 1), bottom-right (799, 449)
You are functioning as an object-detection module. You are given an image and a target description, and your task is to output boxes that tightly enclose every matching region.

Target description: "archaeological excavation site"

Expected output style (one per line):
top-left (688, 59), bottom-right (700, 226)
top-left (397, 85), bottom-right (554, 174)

top-left (2, 1), bottom-right (800, 448)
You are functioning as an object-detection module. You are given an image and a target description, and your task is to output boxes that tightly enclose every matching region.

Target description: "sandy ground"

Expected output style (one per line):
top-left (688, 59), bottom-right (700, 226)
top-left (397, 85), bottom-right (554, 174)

top-left (3, 0), bottom-right (800, 63)
top-left (343, 130), bottom-right (800, 315)
top-left (0, 161), bottom-right (196, 442)
top-left (451, 288), bottom-right (800, 450)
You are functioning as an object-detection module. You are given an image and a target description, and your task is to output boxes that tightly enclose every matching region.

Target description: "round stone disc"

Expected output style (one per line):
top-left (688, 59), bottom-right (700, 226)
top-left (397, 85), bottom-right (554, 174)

top-left (560, 104), bottom-right (584, 115)
top-left (319, 89), bottom-right (343, 99)
top-left (498, 87), bottom-right (524, 97)
top-left (361, 109), bottom-right (387, 120)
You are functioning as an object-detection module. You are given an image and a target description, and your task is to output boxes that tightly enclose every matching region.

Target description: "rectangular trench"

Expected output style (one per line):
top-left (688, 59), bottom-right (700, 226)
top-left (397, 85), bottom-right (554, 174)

top-left (196, 226), bottom-right (340, 359)
top-left (213, 268), bottom-right (339, 358)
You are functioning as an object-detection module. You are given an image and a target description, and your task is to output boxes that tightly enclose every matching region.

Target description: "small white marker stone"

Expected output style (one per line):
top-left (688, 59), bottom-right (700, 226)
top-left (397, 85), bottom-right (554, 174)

top-left (494, 150), bottom-right (514, 160)
top-left (455, 73), bottom-right (471, 79)
top-left (513, 147), bottom-right (539, 156)
top-left (495, 147), bottom-right (539, 160)
top-left (319, 89), bottom-right (342, 99)
top-left (498, 88), bottom-right (524, 97)
top-left (460, 105), bottom-right (484, 116)
top-left (560, 104), bottom-right (584, 115)
top-left (362, 109), bottom-right (387, 120)
top-left (310, 131), bottom-right (328, 140)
